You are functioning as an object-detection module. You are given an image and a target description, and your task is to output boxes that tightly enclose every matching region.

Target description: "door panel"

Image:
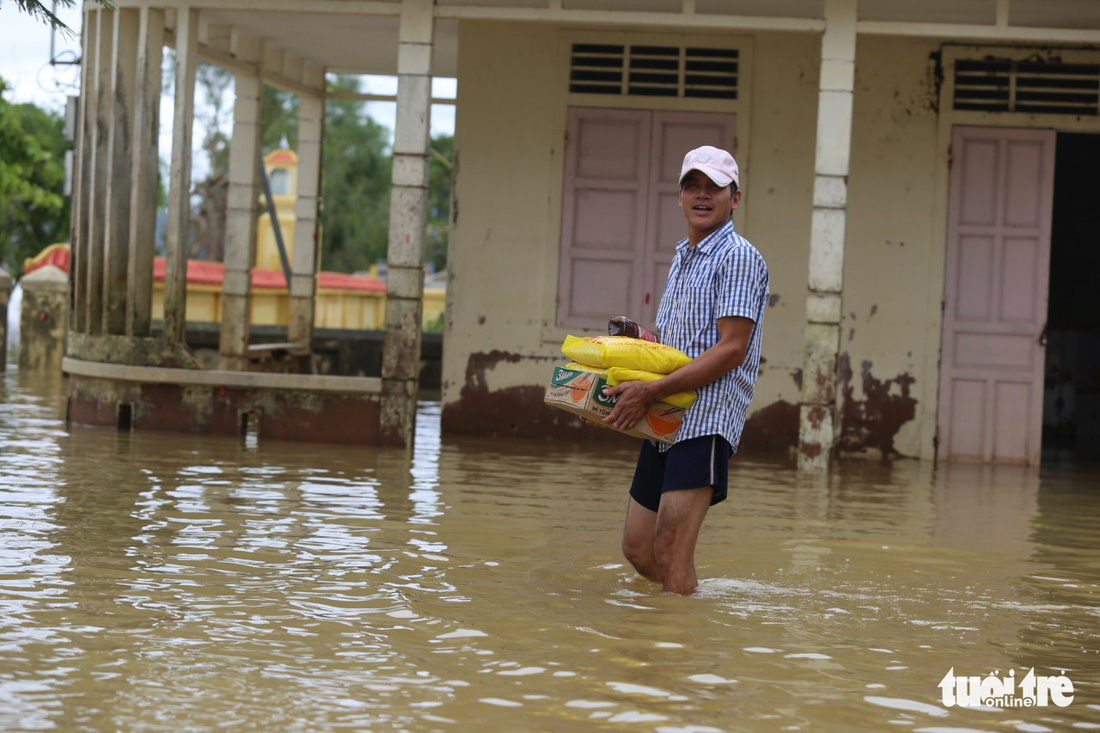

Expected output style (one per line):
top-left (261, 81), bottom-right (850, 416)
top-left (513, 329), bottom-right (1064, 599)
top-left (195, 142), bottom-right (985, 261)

top-left (643, 112), bottom-right (736, 326)
top-left (558, 108), bottom-right (651, 329)
top-left (558, 108), bottom-right (736, 331)
top-left (938, 126), bottom-right (1055, 464)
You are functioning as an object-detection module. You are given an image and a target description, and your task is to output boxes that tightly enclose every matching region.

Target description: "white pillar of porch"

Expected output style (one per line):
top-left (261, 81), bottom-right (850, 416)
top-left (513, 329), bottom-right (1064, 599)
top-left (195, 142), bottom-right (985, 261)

top-left (163, 7), bottom-right (198, 344)
top-left (798, 0), bottom-right (856, 472)
top-left (380, 0), bottom-right (434, 447)
top-left (219, 34), bottom-right (264, 371)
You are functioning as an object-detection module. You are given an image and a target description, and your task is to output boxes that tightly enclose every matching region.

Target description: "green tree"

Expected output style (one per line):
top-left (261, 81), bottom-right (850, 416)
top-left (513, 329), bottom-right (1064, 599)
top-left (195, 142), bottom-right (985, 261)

top-left (191, 62), bottom-right (233, 261)
top-left (318, 75), bottom-right (392, 274)
top-left (426, 134), bottom-right (453, 274)
top-left (261, 85), bottom-right (299, 153)
top-left (0, 78), bottom-right (70, 275)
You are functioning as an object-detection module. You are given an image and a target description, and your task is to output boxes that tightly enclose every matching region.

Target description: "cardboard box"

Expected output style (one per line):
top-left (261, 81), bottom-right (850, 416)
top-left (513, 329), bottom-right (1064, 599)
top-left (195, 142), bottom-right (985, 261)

top-left (544, 365), bottom-right (683, 444)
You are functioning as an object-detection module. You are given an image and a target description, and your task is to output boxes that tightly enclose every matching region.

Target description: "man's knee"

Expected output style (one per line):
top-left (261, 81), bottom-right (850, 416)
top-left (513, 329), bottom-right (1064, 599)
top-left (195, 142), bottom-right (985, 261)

top-left (622, 537), bottom-right (660, 580)
top-left (622, 534), bottom-right (651, 567)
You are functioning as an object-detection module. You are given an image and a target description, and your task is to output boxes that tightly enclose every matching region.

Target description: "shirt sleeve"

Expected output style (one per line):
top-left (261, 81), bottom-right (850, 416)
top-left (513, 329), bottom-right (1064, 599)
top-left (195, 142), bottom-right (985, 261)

top-left (716, 245), bottom-right (768, 323)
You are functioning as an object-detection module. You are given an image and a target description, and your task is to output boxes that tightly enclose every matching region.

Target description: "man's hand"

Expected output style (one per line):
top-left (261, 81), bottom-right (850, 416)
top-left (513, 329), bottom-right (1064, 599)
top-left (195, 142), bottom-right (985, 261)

top-left (602, 380), bottom-right (658, 431)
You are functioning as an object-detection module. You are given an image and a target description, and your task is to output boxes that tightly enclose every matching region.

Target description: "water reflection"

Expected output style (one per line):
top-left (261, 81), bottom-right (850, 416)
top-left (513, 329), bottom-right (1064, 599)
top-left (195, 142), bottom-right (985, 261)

top-left (0, 368), bottom-right (1097, 731)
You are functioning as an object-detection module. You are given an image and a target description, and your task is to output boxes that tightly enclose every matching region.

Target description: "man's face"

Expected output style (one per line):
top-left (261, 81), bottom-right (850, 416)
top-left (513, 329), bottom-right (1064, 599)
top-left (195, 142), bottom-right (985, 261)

top-left (678, 170), bottom-right (741, 243)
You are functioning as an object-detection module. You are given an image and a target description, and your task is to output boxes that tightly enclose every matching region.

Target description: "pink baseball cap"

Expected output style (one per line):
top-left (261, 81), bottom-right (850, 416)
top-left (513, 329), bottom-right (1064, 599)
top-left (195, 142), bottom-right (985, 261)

top-left (679, 146), bottom-right (739, 189)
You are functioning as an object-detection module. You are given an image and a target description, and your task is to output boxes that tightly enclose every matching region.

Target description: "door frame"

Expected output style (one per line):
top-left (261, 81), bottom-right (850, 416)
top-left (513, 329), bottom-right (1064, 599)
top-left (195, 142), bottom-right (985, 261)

top-left (922, 44), bottom-right (1100, 462)
top-left (538, 29), bottom-right (753, 346)
top-left (936, 125), bottom-right (1055, 464)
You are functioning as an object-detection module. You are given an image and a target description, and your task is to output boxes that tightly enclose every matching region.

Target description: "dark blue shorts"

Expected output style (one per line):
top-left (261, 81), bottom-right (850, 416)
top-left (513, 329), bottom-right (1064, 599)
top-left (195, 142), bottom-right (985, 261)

top-left (628, 435), bottom-right (733, 513)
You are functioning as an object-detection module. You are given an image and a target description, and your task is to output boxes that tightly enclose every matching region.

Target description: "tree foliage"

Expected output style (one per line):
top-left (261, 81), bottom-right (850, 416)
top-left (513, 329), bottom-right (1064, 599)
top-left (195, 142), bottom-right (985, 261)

top-left (317, 75), bottom-right (393, 274)
top-left (11, 0), bottom-right (115, 35)
top-left (426, 134), bottom-right (453, 274)
top-left (190, 62), bottom-right (234, 262)
top-left (0, 77), bottom-right (70, 275)
top-left (257, 77), bottom-right (453, 274)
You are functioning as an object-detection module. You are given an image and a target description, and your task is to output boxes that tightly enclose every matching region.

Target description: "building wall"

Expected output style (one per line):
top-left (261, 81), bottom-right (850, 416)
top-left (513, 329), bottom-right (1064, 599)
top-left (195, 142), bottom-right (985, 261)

top-left (442, 21), bottom-right (946, 457)
top-left (841, 35), bottom-right (943, 459)
top-left (442, 21), bottom-right (566, 437)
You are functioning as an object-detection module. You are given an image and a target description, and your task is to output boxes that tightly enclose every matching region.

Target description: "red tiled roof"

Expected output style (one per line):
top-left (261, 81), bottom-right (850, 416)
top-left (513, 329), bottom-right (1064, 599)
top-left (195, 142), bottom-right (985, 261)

top-left (24, 246), bottom-right (385, 293)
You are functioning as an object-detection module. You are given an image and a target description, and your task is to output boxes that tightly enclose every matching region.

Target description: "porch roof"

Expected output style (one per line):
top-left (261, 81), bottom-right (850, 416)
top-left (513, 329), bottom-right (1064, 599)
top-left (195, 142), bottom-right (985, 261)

top-left (128, 0), bottom-right (1100, 81)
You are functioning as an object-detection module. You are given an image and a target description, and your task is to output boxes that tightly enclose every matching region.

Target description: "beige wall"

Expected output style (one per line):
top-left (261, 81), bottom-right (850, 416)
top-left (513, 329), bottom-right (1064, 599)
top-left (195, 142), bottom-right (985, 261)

top-left (443, 21), bottom-right (563, 407)
top-left (842, 35), bottom-right (942, 459)
top-left (442, 21), bottom-right (948, 456)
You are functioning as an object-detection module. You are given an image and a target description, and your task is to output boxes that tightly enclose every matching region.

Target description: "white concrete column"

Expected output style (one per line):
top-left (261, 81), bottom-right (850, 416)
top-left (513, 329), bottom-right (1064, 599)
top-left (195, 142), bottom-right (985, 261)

top-left (126, 7), bottom-right (164, 337)
top-left (287, 66), bottom-right (325, 349)
top-left (85, 7), bottom-right (114, 335)
top-left (380, 0), bottom-right (434, 448)
top-left (218, 34), bottom-right (263, 371)
top-left (69, 6), bottom-right (94, 335)
top-left (798, 0), bottom-right (856, 472)
top-left (103, 7), bottom-right (139, 334)
top-left (163, 7), bottom-right (198, 344)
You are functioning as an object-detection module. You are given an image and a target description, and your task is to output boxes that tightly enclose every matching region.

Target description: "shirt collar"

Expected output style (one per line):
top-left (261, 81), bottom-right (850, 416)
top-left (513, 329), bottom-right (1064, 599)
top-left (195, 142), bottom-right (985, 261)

top-left (675, 219), bottom-right (735, 257)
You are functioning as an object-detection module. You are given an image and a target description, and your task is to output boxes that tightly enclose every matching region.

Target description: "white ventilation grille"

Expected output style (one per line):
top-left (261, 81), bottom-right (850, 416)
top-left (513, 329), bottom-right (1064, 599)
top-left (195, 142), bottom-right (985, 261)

top-left (954, 58), bottom-right (1100, 116)
top-left (569, 44), bottom-right (738, 100)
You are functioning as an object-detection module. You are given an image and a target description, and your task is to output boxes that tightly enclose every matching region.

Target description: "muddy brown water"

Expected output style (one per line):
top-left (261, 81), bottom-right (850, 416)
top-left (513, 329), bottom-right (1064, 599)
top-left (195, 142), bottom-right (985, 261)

top-left (1, 369), bottom-right (1098, 731)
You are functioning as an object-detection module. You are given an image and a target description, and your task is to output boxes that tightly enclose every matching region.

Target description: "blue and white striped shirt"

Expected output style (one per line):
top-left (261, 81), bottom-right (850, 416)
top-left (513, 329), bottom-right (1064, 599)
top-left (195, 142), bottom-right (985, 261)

top-left (655, 219), bottom-right (769, 453)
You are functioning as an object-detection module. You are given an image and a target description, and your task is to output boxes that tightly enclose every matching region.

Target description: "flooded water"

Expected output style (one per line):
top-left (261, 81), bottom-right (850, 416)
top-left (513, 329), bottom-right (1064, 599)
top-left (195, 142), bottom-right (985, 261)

top-left (1, 366), bottom-right (1098, 732)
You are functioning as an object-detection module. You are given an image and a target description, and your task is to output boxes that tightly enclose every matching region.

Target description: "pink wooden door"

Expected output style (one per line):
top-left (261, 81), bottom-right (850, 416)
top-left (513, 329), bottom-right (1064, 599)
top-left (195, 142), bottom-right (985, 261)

top-left (938, 126), bottom-right (1055, 464)
top-left (643, 111), bottom-right (737, 326)
top-left (558, 108), bottom-right (735, 330)
top-left (558, 108), bottom-right (652, 330)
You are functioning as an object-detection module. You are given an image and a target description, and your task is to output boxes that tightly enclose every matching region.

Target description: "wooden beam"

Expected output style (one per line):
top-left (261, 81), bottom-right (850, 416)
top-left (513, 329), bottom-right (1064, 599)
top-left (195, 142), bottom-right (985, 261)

top-left (166, 29), bottom-right (326, 96)
top-left (857, 20), bottom-right (1100, 44)
top-left (433, 4), bottom-right (824, 32)
top-left (70, 6), bottom-right (95, 334)
top-left (163, 6), bottom-right (198, 344)
top-left (104, 7), bottom-right (140, 335)
top-left (86, 7), bottom-right (114, 336)
top-left (113, 0), bottom-right (399, 16)
top-left (127, 7), bottom-right (165, 337)
top-left (324, 90), bottom-right (457, 105)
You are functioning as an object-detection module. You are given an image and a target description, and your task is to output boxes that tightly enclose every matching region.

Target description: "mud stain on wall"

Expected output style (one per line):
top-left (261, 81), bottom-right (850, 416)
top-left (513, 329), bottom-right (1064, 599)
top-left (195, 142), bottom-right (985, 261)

top-left (442, 351), bottom-right (634, 442)
top-left (838, 353), bottom-right (917, 456)
top-left (741, 400), bottom-right (799, 453)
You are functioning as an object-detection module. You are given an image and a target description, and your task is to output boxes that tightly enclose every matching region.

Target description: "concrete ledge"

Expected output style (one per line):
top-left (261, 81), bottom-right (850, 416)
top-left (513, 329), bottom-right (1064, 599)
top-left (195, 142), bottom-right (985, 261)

top-left (63, 356), bottom-right (382, 394)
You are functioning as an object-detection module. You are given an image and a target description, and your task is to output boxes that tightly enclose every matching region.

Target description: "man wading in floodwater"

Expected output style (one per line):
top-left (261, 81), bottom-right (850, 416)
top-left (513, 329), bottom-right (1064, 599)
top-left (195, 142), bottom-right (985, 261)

top-left (603, 146), bottom-right (769, 595)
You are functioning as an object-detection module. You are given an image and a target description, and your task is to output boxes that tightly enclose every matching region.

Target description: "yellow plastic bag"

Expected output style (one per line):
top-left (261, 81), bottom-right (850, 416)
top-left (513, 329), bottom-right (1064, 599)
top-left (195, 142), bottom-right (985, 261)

top-left (562, 335), bottom-right (692, 374)
top-left (605, 366), bottom-right (698, 410)
top-left (563, 361), bottom-right (608, 377)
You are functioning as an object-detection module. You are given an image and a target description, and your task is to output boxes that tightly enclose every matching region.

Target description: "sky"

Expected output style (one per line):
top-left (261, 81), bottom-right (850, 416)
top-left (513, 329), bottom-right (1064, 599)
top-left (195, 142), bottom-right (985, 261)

top-left (0, 3), bottom-right (85, 114)
top-left (0, 3), bottom-right (457, 146)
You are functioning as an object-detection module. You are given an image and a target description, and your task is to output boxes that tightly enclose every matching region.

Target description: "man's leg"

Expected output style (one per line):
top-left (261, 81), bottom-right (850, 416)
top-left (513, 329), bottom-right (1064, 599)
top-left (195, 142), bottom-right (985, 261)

top-left (621, 498), bottom-right (661, 582)
top-left (653, 487), bottom-right (713, 595)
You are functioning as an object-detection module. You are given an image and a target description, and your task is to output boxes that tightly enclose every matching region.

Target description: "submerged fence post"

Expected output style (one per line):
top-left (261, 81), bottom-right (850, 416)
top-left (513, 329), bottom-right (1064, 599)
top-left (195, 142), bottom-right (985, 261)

top-left (19, 265), bottom-right (69, 375)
